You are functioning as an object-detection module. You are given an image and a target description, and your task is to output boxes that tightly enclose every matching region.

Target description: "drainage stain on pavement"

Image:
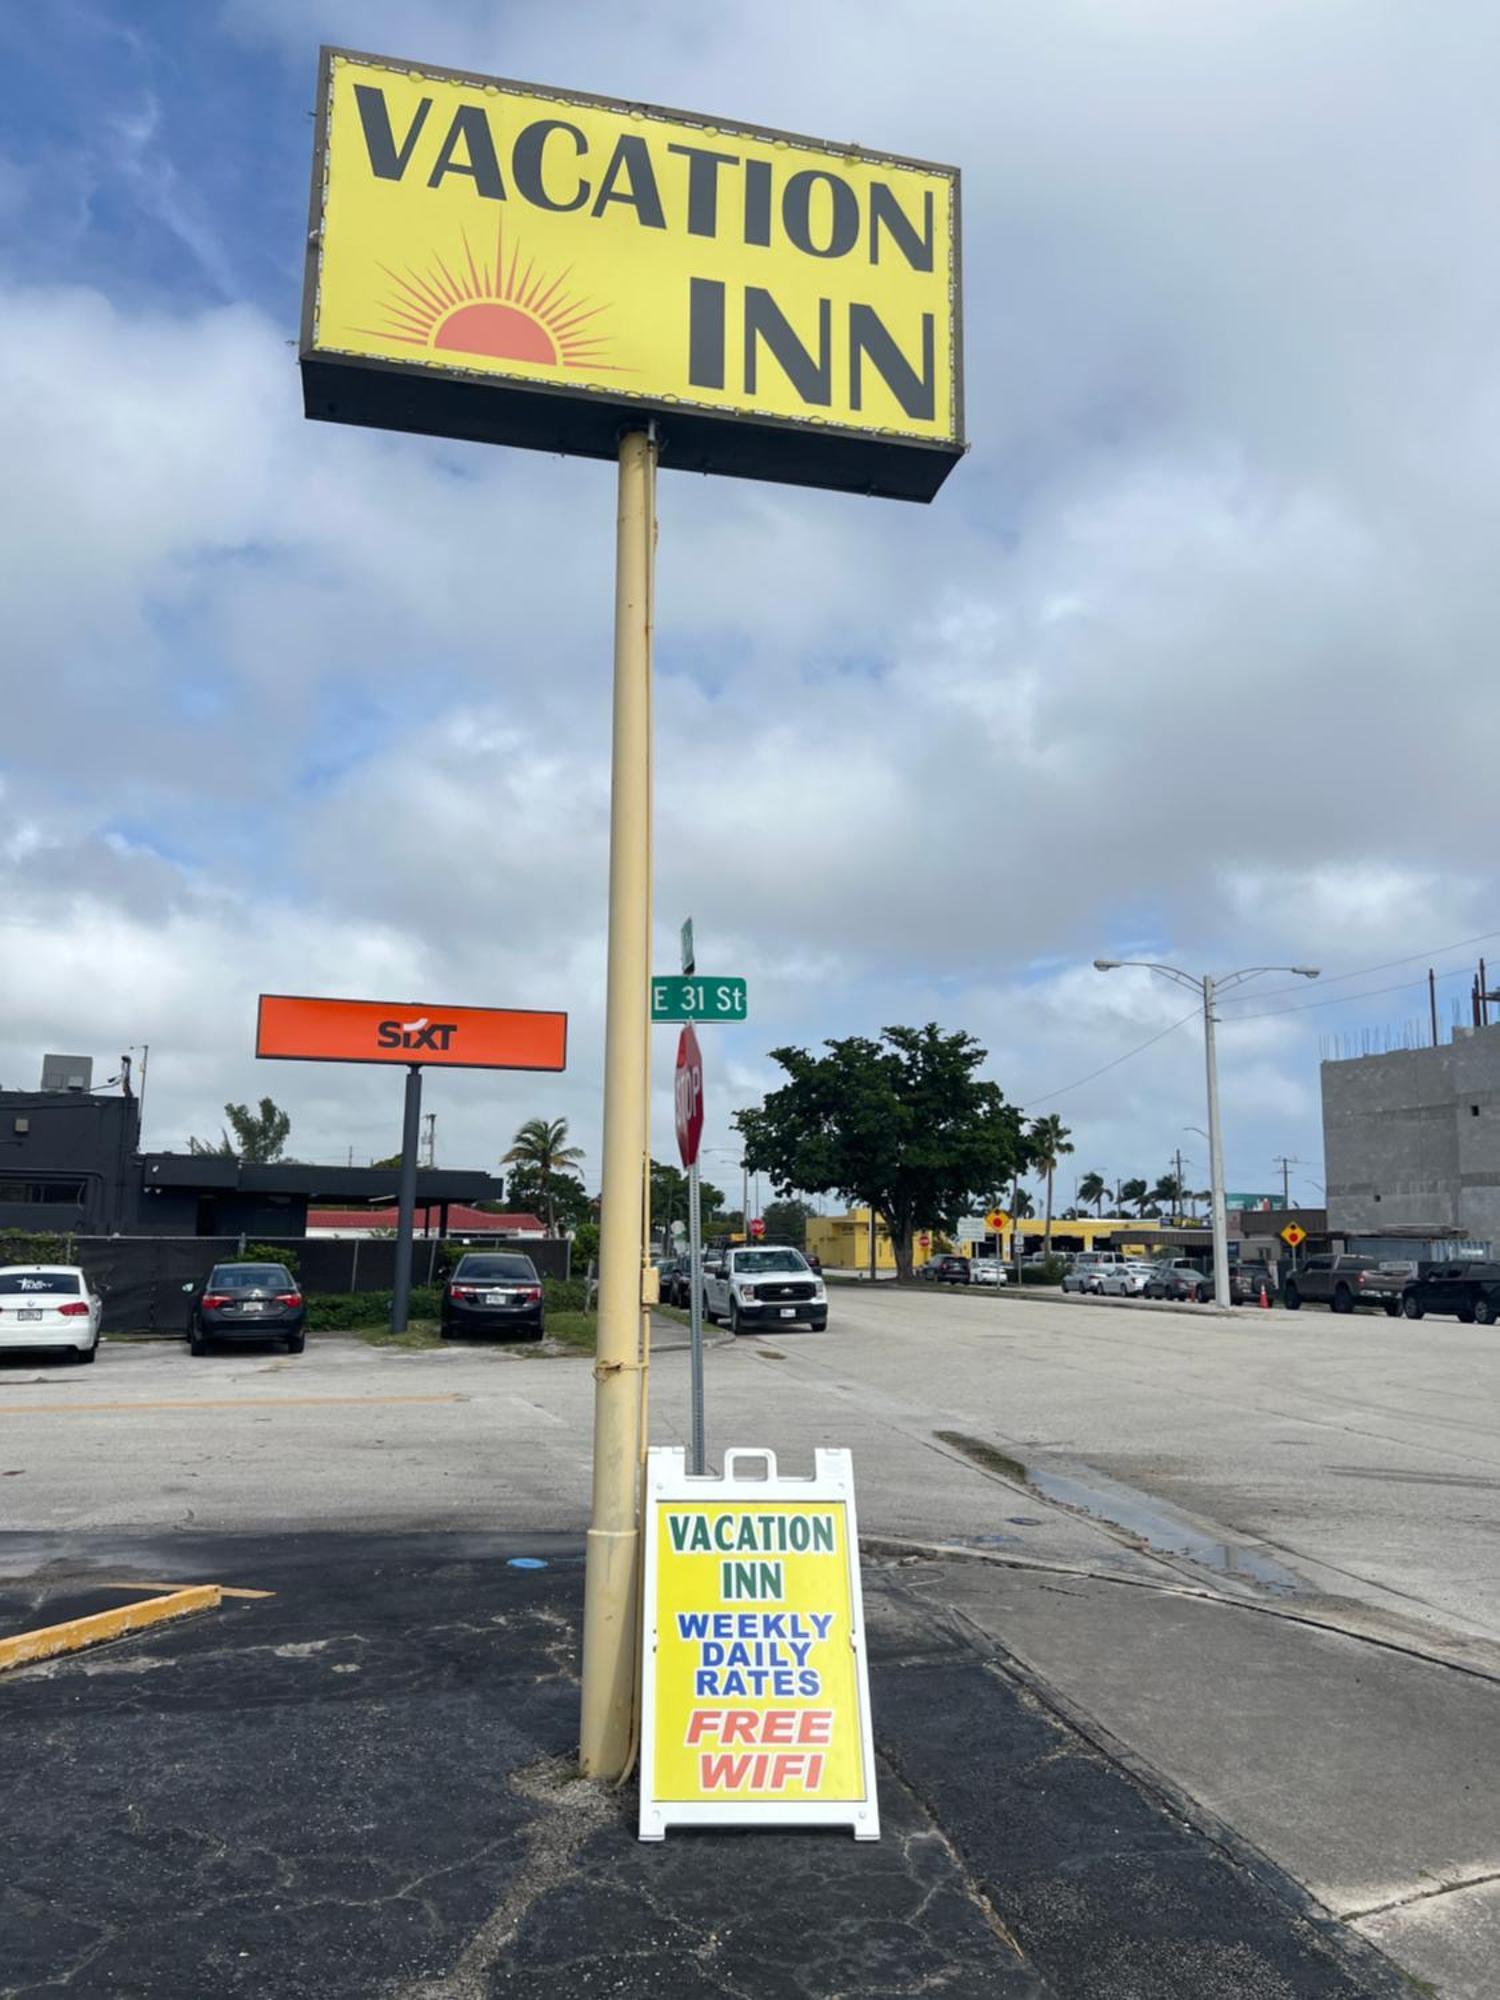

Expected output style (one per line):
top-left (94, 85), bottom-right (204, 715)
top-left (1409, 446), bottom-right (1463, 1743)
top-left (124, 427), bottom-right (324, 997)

top-left (936, 1429), bottom-right (1305, 1595)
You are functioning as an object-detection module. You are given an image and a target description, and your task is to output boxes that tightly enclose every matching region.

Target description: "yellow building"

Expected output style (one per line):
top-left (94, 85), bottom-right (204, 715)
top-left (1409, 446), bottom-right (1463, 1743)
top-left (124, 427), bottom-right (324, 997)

top-left (805, 1211), bottom-right (942, 1271)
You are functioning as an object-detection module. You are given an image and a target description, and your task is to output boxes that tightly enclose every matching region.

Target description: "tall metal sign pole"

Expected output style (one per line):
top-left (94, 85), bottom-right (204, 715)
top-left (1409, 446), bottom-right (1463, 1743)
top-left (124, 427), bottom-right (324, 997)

top-left (675, 1021), bottom-right (706, 1474)
top-left (581, 428), bottom-right (658, 1778)
top-left (391, 1065), bottom-right (423, 1332)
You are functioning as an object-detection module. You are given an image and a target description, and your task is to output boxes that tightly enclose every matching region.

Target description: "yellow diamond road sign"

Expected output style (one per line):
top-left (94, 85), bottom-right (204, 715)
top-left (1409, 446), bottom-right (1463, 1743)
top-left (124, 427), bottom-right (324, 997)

top-left (985, 1209), bottom-right (1010, 1233)
top-left (1280, 1223), bottom-right (1307, 1248)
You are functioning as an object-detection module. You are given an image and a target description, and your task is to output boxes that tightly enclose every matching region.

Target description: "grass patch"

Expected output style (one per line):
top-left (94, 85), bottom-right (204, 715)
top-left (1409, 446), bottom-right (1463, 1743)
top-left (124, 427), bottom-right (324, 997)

top-left (547, 1310), bottom-right (597, 1353)
top-left (934, 1429), bottom-right (1030, 1487)
top-left (347, 1319), bottom-right (445, 1351)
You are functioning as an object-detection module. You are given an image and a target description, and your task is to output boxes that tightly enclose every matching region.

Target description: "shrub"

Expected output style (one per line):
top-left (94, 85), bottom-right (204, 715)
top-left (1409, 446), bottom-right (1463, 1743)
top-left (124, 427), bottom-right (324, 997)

top-left (246, 1242), bottom-right (300, 1275)
top-left (306, 1286), bottom-right (440, 1330)
top-left (1021, 1255), bottom-right (1069, 1286)
top-left (544, 1276), bottom-right (588, 1312)
top-left (0, 1229), bottom-right (70, 1266)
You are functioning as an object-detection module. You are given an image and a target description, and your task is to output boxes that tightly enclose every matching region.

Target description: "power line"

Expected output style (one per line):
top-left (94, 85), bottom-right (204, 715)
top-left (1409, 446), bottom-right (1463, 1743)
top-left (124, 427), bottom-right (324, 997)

top-left (1023, 1008), bottom-right (1200, 1110)
top-left (1228, 960), bottom-right (1477, 1022)
top-left (1217, 925), bottom-right (1500, 1010)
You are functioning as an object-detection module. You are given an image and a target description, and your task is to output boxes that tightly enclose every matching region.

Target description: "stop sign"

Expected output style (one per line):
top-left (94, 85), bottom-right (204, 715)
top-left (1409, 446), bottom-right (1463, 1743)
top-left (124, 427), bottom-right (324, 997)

top-left (674, 1025), bottom-right (704, 1168)
top-left (750, 1217), bottom-right (765, 1238)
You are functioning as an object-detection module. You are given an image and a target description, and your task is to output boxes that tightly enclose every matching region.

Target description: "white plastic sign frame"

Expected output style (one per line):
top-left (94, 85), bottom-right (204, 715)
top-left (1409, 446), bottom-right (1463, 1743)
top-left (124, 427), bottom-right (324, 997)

top-left (639, 1444), bottom-right (880, 1841)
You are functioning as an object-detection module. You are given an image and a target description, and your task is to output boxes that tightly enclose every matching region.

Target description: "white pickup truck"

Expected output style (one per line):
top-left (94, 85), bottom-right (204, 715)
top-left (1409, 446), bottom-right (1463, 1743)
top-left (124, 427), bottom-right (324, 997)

top-left (703, 1245), bottom-right (828, 1335)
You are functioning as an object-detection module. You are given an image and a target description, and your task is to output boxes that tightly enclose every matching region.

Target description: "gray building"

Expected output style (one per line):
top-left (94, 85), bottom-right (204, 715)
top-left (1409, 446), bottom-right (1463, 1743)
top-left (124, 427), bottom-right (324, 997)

top-left (1322, 1024), bottom-right (1500, 1239)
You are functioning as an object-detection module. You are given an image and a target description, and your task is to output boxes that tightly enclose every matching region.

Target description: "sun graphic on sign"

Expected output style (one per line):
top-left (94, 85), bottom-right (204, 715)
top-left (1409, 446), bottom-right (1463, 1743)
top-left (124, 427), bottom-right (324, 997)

top-left (362, 221), bottom-right (623, 373)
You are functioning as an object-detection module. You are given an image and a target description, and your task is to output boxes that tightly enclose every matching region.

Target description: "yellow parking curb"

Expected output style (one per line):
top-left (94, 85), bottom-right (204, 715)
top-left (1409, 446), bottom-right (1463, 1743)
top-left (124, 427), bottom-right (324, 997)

top-left (0, 1585), bottom-right (223, 1674)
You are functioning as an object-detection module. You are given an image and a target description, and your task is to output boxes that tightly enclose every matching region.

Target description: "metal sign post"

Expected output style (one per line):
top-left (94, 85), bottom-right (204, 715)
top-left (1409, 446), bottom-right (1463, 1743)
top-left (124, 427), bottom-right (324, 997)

top-left (675, 1024), bottom-right (707, 1476)
top-left (391, 1064), bottom-right (424, 1333)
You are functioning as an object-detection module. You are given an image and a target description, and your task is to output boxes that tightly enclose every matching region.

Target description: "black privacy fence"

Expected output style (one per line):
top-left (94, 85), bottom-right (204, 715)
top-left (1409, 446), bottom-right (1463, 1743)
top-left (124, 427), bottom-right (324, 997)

top-left (0, 1233), bottom-right (571, 1333)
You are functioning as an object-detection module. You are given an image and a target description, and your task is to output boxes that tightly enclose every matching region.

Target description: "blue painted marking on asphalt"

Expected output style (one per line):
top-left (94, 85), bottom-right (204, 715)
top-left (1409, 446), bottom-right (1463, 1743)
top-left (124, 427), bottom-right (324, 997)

top-left (507, 1557), bottom-right (548, 1570)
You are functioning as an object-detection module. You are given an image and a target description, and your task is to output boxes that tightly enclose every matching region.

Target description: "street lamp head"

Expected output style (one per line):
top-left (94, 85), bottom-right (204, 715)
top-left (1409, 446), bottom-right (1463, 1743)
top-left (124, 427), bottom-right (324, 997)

top-left (1093, 959), bottom-right (1121, 972)
top-left (1291, 966), bottom-right (1321, 979)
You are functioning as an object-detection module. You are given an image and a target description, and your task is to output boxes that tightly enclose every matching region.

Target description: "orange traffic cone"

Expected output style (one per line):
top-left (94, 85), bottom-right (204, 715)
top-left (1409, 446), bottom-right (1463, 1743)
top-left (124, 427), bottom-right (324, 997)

top-left (1259, 1279), bottom-right (1270, 1309)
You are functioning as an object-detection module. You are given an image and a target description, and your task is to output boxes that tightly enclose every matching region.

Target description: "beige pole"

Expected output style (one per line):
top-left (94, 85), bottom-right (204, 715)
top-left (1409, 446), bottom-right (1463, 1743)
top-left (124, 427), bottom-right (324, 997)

top-left (580, 427), bottom-right (657, 1778)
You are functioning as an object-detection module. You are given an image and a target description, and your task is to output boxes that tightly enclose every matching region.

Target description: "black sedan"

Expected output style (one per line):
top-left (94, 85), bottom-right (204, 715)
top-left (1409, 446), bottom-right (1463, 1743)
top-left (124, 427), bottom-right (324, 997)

top-left (1401, 1262), bottom-right (1500, 1325)
top-left (190, 1262), bottom-right (305, 1355)
top-left (442, 1252), bottom-right (545, 1339)
top-left (920, 1254), bottom-right (971, 1285)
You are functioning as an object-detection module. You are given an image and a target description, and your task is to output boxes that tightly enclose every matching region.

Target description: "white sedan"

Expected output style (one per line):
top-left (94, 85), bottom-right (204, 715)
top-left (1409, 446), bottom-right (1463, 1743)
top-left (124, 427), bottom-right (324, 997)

top-left (0, 1265), bottom-right (102, 1363)
top-left (1098, 1260), bottom-right (1158, 1297)
top-left (969, 1258), bottom-right (1009, 1287)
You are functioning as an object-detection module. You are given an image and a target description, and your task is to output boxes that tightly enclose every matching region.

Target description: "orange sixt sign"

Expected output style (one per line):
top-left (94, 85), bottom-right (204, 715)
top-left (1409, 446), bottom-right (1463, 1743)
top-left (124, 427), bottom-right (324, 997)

top-left (256, 994), bottom-right (567, 1071)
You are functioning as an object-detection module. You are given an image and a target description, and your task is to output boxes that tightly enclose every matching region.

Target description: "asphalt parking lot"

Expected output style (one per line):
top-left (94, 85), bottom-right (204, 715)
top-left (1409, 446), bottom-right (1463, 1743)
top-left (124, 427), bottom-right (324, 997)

top-left (4, 1289), bottom-right (1498, 1994)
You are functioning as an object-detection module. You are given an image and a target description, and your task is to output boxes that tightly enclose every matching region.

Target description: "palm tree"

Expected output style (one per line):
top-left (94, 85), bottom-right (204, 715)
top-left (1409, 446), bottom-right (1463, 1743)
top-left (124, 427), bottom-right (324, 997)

top-left (502, 1116), bottom-right (585, 1235)
top-left (1152, 1173), bottom-right (1185, 1221)
top-left (1120, 1177), bottom-right (1149, 1216)
top-left (1077, 1170), bottom-right (1108, 1216)
top-left (1029, 1115), bottom-right (1074, 1256)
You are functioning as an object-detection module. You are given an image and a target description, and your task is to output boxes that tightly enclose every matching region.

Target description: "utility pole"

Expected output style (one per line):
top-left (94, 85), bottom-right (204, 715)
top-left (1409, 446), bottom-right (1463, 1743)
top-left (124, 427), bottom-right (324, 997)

top-left (1273, 1155), bottom-right (1302, 1208)
top-left (1096, 957), bottom-right (1320, 1309)
top-left (1173, 1148), bottom-right (1186, 1224)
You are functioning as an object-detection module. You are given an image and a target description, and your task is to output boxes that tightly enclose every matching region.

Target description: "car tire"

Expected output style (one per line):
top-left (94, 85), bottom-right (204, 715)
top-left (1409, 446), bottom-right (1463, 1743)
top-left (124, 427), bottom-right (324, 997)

top-left (1474, 1298), bottom-right (1495, 1326)
top-left (286, 1333), bottom-right (305, 1354)
top-left (1459, 1305), bottom-right (1476, 1324)
top-left (1384, 1298), bottom-right (1401, 1317)
top-left (703, 1295), bottom-right (720, 1326)
top-left (729, 1302), bottom-right (743, 1336)
top-left (1403, 1294), bottom-right (1424, 1319)
top-left (810, 1316), bottom-right (827, 1332)
top-left (189, 1330), bottom-right (209, 1356)
top-left (1283, 1284), bottom-right (1301, 1310)
top-left (1332, 1286), bottom-right (1353, 1313)
top-left (77, 1338), bottom-right (98, 1365)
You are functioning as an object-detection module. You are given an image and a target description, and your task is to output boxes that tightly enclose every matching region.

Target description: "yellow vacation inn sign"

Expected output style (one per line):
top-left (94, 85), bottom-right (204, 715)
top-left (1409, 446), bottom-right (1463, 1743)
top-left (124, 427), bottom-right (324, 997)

top-left (300, 48), bottom-right (964, 499)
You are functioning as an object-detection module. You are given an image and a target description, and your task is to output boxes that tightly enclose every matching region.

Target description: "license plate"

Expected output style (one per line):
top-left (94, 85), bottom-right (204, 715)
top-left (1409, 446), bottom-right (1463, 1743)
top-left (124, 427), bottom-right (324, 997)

top-left (780, 1307), bottom-right (796, 1318)
top-left (18, 1309), bottom-right (40, 1321)
top-left (483, 1292), bottom-right (508, 1305)
top-left (241, 1302), bottom-right (264, 1314)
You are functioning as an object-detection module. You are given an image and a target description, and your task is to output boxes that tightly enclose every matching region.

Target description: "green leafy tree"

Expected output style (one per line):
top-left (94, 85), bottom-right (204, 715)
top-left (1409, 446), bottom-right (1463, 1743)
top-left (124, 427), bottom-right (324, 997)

top-left (189, 1097), bottom-right (290, 1163)
top-left (504, 1165), bottom-right (592, 1235)
top-left (762, 1197), bottom-right (814, 1249)
top-left (1008, 1186), bottom-right (1035, 1221)
top-left (1119, 1177), bottom-right (1150, 1216)
top-left (736, 1024), bottom-right (1029, 1281)
top-left (502, 1117), bottom-right (585, 1235)
top-left (649, 1159), bottom-right (725, 1239)
top-left (1077, 1170), bottom-right (1108, 1216)
top-left (1029, 1114), bottom-right (1074, 1255)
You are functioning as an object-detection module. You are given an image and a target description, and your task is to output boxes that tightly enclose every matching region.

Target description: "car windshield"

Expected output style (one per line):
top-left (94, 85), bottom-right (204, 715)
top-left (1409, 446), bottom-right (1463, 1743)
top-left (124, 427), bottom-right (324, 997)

top-left (455, 1255), bottom-right (537, 1281)
top-left (734, 1251), bottom-right (808, 1274)
top-left (209, 1265), bottom-right (294, 1290)
top-left (0, 1268), bottom-right (81, 1295)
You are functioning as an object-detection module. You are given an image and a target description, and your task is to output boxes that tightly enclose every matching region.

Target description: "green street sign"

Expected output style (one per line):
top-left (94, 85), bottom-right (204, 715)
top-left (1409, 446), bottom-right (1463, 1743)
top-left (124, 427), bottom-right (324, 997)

top-left (651, 976), bottom-right (747, 1022)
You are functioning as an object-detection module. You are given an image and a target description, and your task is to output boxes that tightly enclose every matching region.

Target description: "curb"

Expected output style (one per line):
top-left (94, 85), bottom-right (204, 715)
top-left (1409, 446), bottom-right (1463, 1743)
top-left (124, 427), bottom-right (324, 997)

top-left (0, 1585), bottom-right (223, 1674)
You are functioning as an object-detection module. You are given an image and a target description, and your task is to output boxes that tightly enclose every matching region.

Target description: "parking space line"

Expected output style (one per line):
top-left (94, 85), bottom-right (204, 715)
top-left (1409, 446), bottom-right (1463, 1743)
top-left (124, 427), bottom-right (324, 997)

top-left (0, 1585), bottom-right (223, 1673)
top-left (0, 1394), bottom-right (462, 1415)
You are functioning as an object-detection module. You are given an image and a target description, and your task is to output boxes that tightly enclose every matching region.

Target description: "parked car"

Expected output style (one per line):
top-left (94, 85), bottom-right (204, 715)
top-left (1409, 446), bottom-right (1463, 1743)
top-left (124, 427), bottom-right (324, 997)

top-left (189, 1262), bottom-right (305, 1354)
top-left (1098, 1260), bottom-right (1157, 1297)
top-left (1400, 1262), bottom-right (1500, 1325)
top-left (703, 1245), bottom-right (827, 1333)
top-left (1282, 1254), bottom-right (1407, 1316)
top-left (969, 1257), bottom-right (1009, 1287)
top-left (0, 1264), bottom-right (102, 1364)
top-left (1063, 1252), bottom-right (1125, 1295)
top-left (441, 1251), bottom-right (545, 1340)
top-left (656, 1256), bottom-right (692, 1308)
top-left (920, 1254), bottom-right (971, 1285)
top-left (1143, 1259), bottom-right (1209, 1301)
top-left (1230, 1264), bottom-right (1277, 1306)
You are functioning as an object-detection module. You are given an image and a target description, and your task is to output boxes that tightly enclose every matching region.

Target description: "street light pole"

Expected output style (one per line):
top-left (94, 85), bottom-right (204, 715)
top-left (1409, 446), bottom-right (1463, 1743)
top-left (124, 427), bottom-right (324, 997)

top-left (1201, 973), bottom-right (1230, 1312)
top-left (1095, 958), bottom-right (1320, 1308)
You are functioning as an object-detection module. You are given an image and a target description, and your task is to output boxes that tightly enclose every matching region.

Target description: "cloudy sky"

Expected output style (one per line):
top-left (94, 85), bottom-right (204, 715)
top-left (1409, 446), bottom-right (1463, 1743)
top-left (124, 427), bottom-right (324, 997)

top-left (3, 0), bottom-right (1497, 1215)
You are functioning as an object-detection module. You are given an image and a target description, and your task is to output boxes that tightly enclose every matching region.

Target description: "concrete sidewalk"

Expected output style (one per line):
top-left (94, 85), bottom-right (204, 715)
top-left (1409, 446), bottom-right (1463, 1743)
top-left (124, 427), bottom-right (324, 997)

top-left (0, 1531), bottom-right (1412, 1999)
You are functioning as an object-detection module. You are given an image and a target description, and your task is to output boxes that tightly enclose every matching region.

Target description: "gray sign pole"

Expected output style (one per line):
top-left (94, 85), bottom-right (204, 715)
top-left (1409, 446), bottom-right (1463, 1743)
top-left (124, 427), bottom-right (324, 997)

top-left (391, 1063), bottom-right (423, 1333)
top-left (688, 1159), bottom-right (705, 1474)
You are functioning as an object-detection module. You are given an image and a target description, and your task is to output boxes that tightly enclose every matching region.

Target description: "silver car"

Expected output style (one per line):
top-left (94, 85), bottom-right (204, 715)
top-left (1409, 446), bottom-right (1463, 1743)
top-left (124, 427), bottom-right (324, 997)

top-left (1099, 1260), bottom-right (1157, 1297)
top-left (1062, 1254), bottom-right (1122, 1294)
top-left (969, 1257), bottom-right (1009, 1287)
